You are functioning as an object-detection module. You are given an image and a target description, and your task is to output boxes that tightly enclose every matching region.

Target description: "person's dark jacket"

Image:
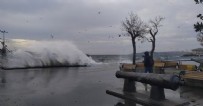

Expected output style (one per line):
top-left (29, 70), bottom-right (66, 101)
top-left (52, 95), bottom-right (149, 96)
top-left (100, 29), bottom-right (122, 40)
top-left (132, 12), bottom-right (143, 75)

top-left (144, 56), bottom-right (154, 67)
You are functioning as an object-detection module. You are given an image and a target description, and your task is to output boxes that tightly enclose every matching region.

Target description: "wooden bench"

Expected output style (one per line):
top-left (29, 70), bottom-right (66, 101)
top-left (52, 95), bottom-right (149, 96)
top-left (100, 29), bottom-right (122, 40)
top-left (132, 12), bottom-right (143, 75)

top-left (182, 72), bottom-right (203, 88)
top-left (183, 72), bottom-right (203, 80)
top-left (154, 62), bottom-right (165, 68)
top-left (163, 61), bottom-right (178, 68)
top-left (178, 64), bottom-right (197, 71)
top-left (120, 63), bottom-right (136, 70)
top-left (120, 62), bottom-right (165, 71)
top-left (136, 63), bottom-right (144, 68)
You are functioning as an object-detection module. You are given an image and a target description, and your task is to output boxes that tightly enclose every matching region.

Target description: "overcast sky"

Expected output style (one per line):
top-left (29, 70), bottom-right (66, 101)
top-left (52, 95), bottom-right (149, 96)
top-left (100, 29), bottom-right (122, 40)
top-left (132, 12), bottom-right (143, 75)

top-left (0, 0), bottom-right (202, 54)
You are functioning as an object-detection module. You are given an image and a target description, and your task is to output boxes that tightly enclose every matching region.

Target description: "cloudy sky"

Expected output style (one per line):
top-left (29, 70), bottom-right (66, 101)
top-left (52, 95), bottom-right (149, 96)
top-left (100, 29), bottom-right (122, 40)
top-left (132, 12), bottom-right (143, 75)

top-left (0, 0), bottom-right (202, 54)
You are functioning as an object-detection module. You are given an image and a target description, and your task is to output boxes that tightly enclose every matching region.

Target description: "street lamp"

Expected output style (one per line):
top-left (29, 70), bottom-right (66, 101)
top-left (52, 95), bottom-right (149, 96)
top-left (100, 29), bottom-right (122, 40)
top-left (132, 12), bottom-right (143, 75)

top-left (0, 30), bottom-right (8, 55)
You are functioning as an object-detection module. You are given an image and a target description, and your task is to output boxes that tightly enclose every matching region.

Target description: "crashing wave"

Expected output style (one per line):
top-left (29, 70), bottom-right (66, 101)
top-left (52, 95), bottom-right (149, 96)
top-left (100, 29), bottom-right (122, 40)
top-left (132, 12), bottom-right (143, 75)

top-left (1, 40), bottom-right (95, 69)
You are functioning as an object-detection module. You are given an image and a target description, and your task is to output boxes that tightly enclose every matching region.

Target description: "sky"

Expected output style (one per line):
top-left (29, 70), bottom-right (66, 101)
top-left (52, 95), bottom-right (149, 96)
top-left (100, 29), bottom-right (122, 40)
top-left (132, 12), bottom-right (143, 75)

top-left (0, 0), bottom-right (202, 55)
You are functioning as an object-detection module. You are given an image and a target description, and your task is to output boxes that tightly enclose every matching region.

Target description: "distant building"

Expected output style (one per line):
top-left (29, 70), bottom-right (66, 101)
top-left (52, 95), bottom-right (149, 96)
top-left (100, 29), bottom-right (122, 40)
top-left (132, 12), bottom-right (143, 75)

top-left (192, 48), bottom-right (203, 56)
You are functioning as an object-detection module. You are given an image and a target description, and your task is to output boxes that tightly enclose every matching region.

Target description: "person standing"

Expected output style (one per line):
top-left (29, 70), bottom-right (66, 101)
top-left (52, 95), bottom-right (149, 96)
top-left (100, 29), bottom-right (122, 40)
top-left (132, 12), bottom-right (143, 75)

top-left (143, 51), bottom-right (154, 91)
top-left (144, 51), bottom-right (154, 73)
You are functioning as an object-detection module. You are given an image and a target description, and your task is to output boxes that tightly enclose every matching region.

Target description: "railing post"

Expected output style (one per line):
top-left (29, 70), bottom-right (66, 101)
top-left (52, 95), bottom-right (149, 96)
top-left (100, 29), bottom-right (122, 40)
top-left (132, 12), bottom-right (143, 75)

top-left (123, 79), bottom-right (136, 92)
top-left (121, 65), bottom-right (136, 92)
top-left (150, 67), bottom-right (165, 100)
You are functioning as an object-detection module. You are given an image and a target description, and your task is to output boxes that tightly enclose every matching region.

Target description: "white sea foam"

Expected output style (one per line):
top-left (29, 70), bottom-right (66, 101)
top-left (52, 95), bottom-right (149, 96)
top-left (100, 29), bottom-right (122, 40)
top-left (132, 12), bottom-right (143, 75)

top-left (2, 39), bottom-right (95, 69)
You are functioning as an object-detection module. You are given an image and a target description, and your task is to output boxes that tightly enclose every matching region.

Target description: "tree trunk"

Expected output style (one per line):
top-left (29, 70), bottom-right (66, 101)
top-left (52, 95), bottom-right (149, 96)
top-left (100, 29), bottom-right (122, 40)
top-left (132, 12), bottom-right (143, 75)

top-left (151, 38), bottom-right (155, 58)
top-left (132, 39), bottom-right (136, 65)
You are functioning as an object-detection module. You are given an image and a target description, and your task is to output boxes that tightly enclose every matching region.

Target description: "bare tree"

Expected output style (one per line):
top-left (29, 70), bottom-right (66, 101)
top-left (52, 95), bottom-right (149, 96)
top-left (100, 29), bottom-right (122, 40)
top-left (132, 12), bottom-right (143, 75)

top-left (147, 16), bottom-right (164, 58)
top-left (197, 32), bottom-right (203, 46)
top-left (193, 0), bottom-right (203, 46)
top-left (194, 15), bottom-right (203, 46)
top-left (121, 13), bottom-right (148, 64)
top-left (194, 0), bottom-right (203, 4)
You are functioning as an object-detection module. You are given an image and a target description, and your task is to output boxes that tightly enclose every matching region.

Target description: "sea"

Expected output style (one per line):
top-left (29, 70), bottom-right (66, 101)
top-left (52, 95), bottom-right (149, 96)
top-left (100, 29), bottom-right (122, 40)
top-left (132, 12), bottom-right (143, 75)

top-left (0, 40), bottom-right (202, 106)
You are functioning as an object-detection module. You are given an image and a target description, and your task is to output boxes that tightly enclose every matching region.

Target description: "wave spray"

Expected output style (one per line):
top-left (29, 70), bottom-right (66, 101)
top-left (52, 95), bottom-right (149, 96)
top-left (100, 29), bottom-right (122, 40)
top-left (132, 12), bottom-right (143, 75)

top-left (2, 39), bottom-right (95, 69)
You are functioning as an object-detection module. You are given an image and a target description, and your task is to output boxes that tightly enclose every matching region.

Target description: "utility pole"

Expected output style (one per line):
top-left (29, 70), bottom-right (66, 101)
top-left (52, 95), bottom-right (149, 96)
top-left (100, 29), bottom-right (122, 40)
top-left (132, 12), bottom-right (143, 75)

top-left (0, 30), bottom-right (8, 55)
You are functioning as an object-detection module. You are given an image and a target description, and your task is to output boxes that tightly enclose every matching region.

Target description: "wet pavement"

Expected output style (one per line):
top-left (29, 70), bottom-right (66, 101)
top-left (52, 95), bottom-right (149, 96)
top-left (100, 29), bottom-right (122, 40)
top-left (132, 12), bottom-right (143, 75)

top-left (0, 64), bottom-right (122, 106)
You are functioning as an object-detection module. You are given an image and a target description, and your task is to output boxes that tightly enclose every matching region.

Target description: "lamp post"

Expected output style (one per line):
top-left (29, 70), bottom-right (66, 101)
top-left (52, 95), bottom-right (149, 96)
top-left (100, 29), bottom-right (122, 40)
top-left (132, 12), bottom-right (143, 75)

top-left (0, 30), bottom-right (8, 55)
